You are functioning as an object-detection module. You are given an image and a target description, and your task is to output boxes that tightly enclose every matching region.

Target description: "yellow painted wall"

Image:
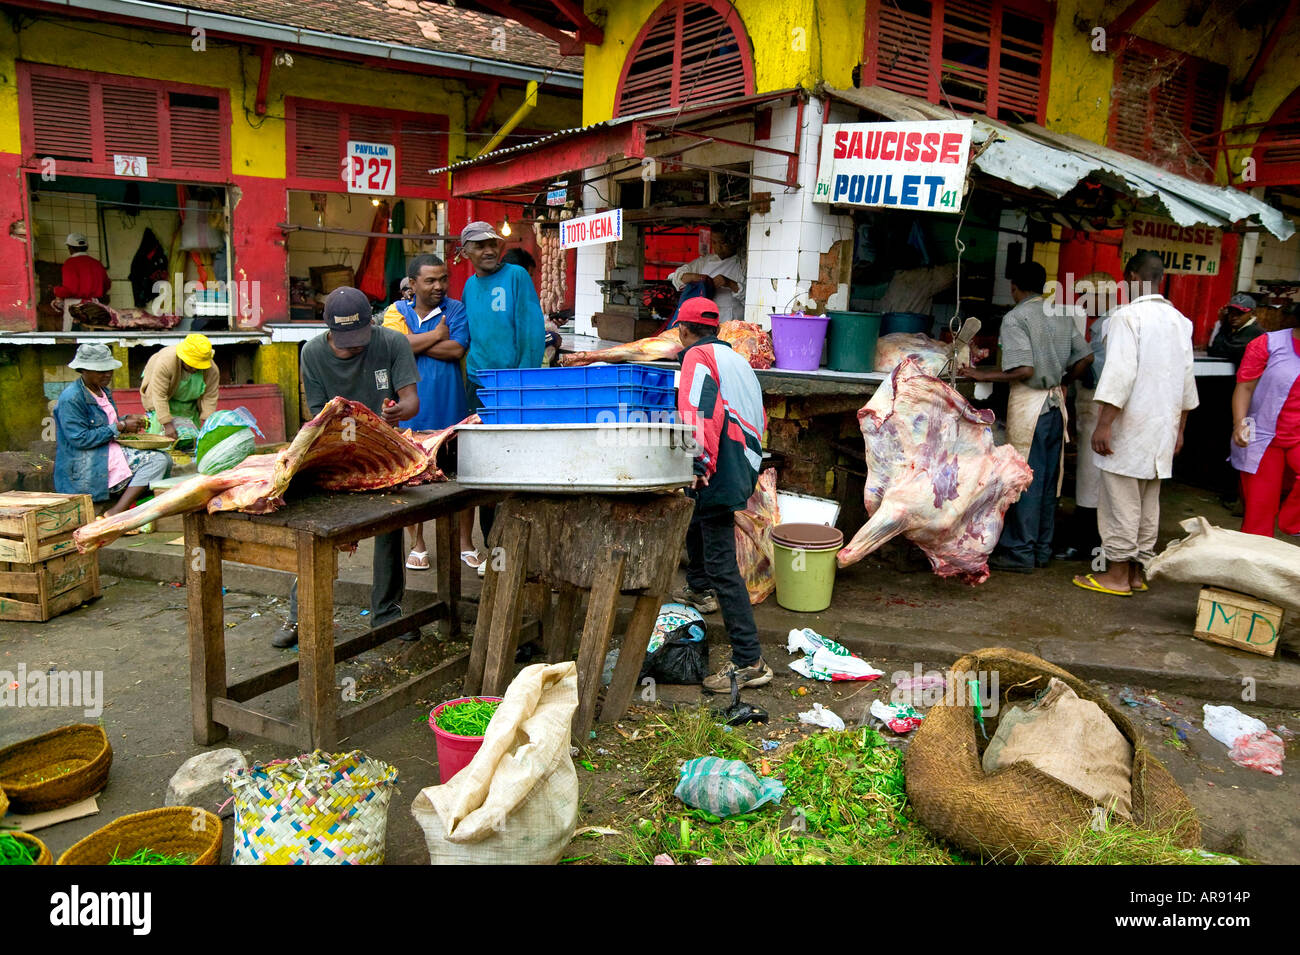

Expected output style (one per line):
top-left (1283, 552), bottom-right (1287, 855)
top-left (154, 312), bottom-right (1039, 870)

top-left (0, 17), bottom-right (580, 175)
top-left (581, 0), bottom-right (865, 125)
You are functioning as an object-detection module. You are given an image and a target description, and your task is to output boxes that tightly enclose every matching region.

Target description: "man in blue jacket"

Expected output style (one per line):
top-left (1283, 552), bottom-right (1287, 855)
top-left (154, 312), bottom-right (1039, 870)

top-left (459, 221), bottom-right (545, 554)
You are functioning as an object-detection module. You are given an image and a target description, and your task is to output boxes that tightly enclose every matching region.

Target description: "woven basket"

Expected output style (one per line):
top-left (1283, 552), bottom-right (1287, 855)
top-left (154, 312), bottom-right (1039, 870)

top-left (226, 750), bottom-right (398, 865)
top-left (904, 648), bottom-right (1200, 863)
top-left (56, 807), bottom-right (222, 865)
top-left (0, 724), bottom-right (113, 813)
top-left (117, 433), bottom-right (175, 450)
top-left (2, 830), bottom-right (53, 865)
top-left (0, 785), bottom-right (8, 818)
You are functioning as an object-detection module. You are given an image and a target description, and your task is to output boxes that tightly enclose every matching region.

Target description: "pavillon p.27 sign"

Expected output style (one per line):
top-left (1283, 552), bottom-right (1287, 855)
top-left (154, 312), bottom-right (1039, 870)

top-left (814, 120), bottom-right (973, 213)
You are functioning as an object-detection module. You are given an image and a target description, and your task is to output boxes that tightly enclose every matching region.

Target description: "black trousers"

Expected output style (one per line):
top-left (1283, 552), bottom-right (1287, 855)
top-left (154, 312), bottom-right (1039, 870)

top-left (288, 529), bottom-right (405, 628)
top-left (685, 510), bottom-right (761, 667)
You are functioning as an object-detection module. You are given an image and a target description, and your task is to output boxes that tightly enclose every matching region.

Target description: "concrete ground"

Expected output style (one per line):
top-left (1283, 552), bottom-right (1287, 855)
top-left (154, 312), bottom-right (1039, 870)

top-left (2, 481), bottom-right (1297, 864)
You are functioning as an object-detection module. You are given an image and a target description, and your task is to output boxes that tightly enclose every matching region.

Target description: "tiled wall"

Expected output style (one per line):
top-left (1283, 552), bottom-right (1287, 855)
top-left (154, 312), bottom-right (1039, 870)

top-left (31, 191), bottom-right (102, 262)
top-left (1251, 213), bottom-right (1300, 286)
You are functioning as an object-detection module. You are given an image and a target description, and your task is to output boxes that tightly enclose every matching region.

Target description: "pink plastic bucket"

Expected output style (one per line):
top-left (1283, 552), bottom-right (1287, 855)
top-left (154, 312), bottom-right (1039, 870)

top-left (429, 696), bottom-right (503, 784)
top-left (770, 313), bottom-right (831, 371)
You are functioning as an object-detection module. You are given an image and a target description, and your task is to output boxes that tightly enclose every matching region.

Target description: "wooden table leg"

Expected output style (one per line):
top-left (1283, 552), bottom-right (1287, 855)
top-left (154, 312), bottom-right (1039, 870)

top-left (185, 512), bottom-right (227, 745)
top-left (544, 582), bottom-right (580, 663)
top-left (297, 530), bottom-right (337, 750)
top-left (600, 590), bottom-right (663, 723)
top-left (573, 549), bottom-right (627, 742)
top-left (434, 513), bottom-right (461, 640)
top-left (481, 515), bottom-right (531, 697)
top-left (464, 521), bottom-right (503, 695)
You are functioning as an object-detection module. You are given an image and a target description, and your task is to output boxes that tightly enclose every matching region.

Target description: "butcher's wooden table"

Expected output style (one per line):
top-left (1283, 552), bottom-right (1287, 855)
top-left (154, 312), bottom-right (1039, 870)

top-left (184, 482), bottom-right (500, 751)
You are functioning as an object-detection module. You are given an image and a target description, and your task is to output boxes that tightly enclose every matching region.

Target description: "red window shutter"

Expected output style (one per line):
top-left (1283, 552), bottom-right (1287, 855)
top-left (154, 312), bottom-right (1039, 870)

top-left (348, 113), bottom-right (396, 146)
top-left (996, 6), bottom-right (1049, 122)
top-left (872, 0), bottom-right (934, 99)
top-left (102, 84), bottom-right (161, 163)
top-left (617, 1), bottom-right (750, 115)
top-left (292, 103), bottom-right (342, 181)
top-left (1187, 61), bottom-right (1226, 176)
top-left (398, 120), bottom-right (445, 191)
top-left (28, 73), bottom-right (95, 162)
top-left (1110, 50), bottom-right (1156, 158)
top-left (168, 93), bottom-right (223, 170)
top-left (941, 0), bottom-right (993, 114)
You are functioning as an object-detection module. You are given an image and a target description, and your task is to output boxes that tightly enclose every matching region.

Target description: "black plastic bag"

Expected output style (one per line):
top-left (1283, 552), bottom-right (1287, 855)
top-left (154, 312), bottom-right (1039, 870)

top-left (639, 622), bottom-right (709, 685)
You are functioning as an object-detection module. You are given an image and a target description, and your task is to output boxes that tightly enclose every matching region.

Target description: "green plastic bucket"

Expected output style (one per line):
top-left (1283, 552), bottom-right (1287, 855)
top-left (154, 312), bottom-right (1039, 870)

top-left (826, 311), bottom-right (882, 373)
top-left (771, 523), bottom-right (844, 613)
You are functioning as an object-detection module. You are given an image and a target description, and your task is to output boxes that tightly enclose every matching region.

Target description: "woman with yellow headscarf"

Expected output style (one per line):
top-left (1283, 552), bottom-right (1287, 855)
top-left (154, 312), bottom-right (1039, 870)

top-left (139, 333), bottom-right (220, 441)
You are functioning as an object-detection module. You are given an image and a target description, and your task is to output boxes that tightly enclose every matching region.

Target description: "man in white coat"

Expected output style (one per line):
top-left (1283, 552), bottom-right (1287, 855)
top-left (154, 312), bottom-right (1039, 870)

top-left (669, 229), bottom-right (746, 323)
top-left (1073, 251), bottom-right (1198, 597)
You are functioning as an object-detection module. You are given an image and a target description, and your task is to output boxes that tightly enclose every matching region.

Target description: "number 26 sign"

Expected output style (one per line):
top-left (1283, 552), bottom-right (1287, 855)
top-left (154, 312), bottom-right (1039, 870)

top-left (343, 141), bottom-right (395, 196)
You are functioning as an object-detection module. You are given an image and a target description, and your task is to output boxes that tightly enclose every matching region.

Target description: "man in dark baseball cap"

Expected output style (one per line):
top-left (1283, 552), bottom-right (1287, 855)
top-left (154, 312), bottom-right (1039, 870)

top-left (322, 286), bottom-right (375, 349)
top-left (1209, 291), bottom-right (1263, 368)
top-left (276, 286), bottom-right (421, 648)
top-left (459, 220), bottom-right (503, 245)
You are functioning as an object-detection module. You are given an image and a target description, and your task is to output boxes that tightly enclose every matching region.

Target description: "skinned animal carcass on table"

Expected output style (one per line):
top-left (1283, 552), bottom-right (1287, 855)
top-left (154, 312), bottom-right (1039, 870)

top-left (734, 468), bottom-right (780, 604)
top-left (873, 333), bottom-right (987, 376)
top-left (560, 321), bottom-right (775, 370)
top-left (73, 398), bottom-right (474, 552)
top-left (838, 358), bottom-right (1032, 583)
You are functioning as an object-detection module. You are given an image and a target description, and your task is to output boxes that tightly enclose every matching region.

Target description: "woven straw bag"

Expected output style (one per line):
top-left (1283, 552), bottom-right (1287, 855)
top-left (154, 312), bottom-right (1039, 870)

top-left (0, 724), bottom-right (113, 813)
top-left (3, 830), bottom-right (52, 865)
top-left (905, 648), bottom-right (1200, 862)
top-left (226, 750), bottom-right (398, 865)
top-left (57, 807), bottom-right (222, 864)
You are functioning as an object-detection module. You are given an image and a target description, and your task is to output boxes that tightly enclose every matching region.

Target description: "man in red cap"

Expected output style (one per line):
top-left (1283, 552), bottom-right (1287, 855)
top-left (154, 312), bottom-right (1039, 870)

top-left (672, 297), bottom-right (772, 692)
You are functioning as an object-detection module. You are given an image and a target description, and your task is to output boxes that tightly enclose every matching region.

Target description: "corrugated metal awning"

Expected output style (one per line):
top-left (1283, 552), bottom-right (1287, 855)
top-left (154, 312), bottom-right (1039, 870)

top-left (822, 85), bottom-right (1294, 241)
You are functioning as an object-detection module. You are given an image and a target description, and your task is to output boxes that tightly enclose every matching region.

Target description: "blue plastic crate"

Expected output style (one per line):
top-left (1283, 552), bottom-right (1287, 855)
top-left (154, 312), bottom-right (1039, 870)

top-left (475, 363), bottom-right (675, 391)
top-left (477, 383), bottom-right (677, 410)
top-left (477, 404), bottom-right (678, 425)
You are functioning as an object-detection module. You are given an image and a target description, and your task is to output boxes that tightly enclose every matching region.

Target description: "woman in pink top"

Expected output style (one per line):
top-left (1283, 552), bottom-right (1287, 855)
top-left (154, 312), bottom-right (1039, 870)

top-left (1231, 312), bottom-right (1300, 537)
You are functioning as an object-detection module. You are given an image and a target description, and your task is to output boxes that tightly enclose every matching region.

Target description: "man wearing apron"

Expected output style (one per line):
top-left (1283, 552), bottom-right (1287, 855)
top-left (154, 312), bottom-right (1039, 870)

top-left (961, 262), bottom-right (1093, 573)
top-left (139, 333), bottom-right (220, 444)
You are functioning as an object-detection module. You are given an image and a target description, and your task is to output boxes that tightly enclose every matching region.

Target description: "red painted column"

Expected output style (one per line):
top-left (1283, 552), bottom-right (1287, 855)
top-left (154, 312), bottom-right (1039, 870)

top-left (229, 175), bottom-right (289, 327)
top-left (0, 153), bottom-right (35, 330)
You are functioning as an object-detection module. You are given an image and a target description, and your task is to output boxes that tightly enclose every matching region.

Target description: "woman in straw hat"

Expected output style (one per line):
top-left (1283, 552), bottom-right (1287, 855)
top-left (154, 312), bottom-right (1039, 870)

top-left (54, 344), bottom-right (171, 517)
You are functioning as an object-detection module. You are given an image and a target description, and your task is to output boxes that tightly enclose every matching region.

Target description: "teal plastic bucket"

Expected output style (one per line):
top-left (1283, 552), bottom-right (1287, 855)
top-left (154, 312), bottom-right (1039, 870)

top-left (826, 311), bottom-right (882, 373)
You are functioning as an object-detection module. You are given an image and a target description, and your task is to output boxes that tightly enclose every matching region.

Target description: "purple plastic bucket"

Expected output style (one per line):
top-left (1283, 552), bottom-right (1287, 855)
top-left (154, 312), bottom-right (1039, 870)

top-left (770, 313), bottom-right (831, 371)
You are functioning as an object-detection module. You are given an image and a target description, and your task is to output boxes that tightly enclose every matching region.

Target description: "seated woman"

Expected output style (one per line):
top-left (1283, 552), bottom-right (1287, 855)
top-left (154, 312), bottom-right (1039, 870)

top-left (1231, 307), bottom-right (1300, 537)
top-left (54, 343), bottom-right (170, 517)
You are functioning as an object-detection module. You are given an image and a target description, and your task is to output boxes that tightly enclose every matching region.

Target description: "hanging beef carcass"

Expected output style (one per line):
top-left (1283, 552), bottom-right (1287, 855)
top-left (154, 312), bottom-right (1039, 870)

top-left (734, 468), bottom-right (780, 604)
top-left (74, 400), bottom-right (469, 552)
top-left (838, 358), bottom-right (1032, 583)
top-left (873, 333), bottom-right (987, 376)
top-left (560, 321), bottom-right (774, 369)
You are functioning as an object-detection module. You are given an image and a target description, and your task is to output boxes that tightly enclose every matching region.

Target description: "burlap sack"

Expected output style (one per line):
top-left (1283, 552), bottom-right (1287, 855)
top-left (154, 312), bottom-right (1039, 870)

top-left (981, 678), bottom-right (1133, 820)
top-left (905, 649), bottom-right (1199, 862)
top-left (1146, 516), bottom-right (1300, 613)
top-left (411, 662), bottom-right (579, 865)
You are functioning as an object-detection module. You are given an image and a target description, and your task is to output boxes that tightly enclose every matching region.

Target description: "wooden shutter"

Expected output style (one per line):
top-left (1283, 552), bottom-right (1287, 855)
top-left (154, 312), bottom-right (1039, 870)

top-left (872, 0), bottom-right (933, 100)
top-left (1110, 50), bottom-right (1155, 158)
top-left (103, 84), bottom-right (161, 163)
top-left (169, 93), bottom-right (223, 170)
top-left (941, 0), bottom-right (992, 114)
top-left (996, 6), bottom-right (1049, 122)
top-left (291, 102), bottom-right (342, 181)
top-left (28, 73), bottom-right (94, 162)
top-left (398, 120), bottom-right (444, 191)
top-left (616, 1), bottom-right (751, 115)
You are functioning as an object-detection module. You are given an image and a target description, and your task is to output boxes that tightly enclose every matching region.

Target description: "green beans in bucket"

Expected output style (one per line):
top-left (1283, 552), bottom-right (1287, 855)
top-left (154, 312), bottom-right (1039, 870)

top-left (434, 698), bottom-right (500, 737)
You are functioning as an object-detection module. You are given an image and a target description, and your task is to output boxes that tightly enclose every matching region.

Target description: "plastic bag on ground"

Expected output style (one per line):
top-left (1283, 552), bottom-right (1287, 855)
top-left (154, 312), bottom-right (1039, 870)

top-left (1202, 704), bottom-right (1268, 748)
top-left (1203, 704), bottom-right (1284, 775)
top-left (674, 756), bottom-right (785, 817)
top-left (195, 407), bottom-right (265, 475)
top-left (649, 603), bottom-right (704, 655)
top-left (639, 622), bottom-right (708, 685)
top-left (870, 699), bottom-right (924, 733)
top-left (797, 702), bottom-right (846, 731)
top-left (411, 661), bottom-right (579, 864)
top-left (982, 677), bottom-right (1134, 820)
top-left (787, 627), bottom-right (884, 682)
top-left (734, 468), bottom-right (779, 604)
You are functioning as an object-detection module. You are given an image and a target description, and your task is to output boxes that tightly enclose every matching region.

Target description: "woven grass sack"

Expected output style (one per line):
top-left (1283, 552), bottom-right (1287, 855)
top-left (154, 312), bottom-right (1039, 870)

top-left (904, 648), bottom-right (1200, 862)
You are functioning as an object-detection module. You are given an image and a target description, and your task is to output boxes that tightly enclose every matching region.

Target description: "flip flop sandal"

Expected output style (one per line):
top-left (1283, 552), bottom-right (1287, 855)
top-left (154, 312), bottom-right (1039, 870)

top-left (1072, 573), bottom-right (1132, 596)
top-left (460, 550), bottom-right (485, 569)
top-left (405, 550), bottom-right (430, 571)
top-left (1131, 581), bottom-right (1149, 592)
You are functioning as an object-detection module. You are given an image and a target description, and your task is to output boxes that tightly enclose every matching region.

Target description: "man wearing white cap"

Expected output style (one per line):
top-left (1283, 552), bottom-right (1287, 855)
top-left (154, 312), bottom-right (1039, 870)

top-left (54, 343), bottom-right (169, 516)
top-left (52, 233), bottom-right (111, 332)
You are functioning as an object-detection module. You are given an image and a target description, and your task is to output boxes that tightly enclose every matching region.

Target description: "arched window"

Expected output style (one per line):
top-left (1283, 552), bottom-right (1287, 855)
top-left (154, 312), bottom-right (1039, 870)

top-left (615, 0), bottom-right (754, 116)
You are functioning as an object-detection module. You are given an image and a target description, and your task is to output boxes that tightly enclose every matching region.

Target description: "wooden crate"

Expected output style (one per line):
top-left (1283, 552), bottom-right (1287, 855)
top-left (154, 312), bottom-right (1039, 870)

top-left (0, 551), bottom-right (101, 622)
top-left (309, 265), bottom-right (355, 294)
top-left (0, 492), bottom-right (93, 563)
top-left (1194, 586), bottom-right (1283, 658)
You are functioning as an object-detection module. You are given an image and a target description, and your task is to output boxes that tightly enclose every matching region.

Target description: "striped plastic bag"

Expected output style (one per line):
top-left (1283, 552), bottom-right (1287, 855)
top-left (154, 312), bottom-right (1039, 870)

top-left (674, 757), bottom-right (785, 818)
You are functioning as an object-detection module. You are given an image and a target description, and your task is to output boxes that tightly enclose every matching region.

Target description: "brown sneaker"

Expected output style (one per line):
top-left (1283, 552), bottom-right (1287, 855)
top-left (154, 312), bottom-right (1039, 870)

top-left (702, 658), bottom-right (773, 694)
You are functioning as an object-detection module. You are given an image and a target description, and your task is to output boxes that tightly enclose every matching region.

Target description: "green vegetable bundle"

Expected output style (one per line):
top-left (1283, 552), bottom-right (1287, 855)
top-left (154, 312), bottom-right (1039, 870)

top-left (0, 832), bottom-right (35, 865)
top-left (434, 698), bottom-right (500, 737)
top-left (109, 845), bottom-right (195, 865)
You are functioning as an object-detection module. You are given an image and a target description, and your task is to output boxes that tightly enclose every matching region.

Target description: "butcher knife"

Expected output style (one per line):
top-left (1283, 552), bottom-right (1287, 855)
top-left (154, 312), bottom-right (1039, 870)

top-left (942, 316), bottom-right (982, 381)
